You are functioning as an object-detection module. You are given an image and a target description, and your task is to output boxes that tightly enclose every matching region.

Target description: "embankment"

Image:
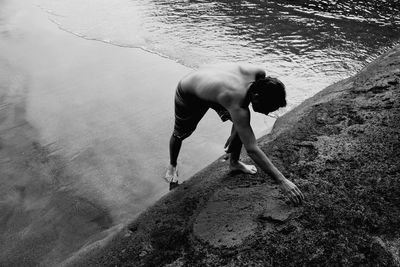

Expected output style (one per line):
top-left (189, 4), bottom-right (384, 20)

top-left (70, 45), bottom-right (399, 266)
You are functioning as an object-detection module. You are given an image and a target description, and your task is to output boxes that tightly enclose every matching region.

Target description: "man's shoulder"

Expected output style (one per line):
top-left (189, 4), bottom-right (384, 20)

top-left (217, 86), bottom-right (247, 109)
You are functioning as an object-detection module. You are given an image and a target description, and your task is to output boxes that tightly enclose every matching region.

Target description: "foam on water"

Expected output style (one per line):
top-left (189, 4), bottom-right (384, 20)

top-left (36, 0), bottom-right (400, 110)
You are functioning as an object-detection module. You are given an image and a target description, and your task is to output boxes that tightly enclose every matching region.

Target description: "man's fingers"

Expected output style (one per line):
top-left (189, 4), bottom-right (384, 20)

top-left (294, 187), bottom-right (304, 202)
top-left (298, 188), bottom-right (305, 201)
top-left (282, 183), bottom-right (304, 205)
top-left (295, 191), bottom-right (303, 204)
top-left (297, 188), bottom-right (305, 201)
top-left (287, 188), bottom-right (304, 205)
top-left (289, 190), bottom-right (299, 205)
top-left (292, 189), bottom-right (301, 205)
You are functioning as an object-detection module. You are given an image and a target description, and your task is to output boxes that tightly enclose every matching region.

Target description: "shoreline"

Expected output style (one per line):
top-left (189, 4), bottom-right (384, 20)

top-left (0, 1), bottom-right (235, 265)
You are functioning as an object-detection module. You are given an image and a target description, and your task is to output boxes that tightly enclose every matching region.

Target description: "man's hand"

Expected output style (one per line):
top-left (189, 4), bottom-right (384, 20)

top-left (280, 178), bottom-right (304, 205)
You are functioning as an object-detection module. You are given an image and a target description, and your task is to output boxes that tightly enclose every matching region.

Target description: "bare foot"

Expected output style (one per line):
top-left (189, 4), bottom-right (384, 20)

top-left (229, 161), bottom-right (257, 174)
top-left (220, 153), bottom-right (230, 162)
top-left (164, 165), bottom-right (178, 183)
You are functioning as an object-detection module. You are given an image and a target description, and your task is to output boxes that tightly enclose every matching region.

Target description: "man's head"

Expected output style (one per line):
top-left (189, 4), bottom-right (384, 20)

top-left (248, 77), bottom-right (287, 115)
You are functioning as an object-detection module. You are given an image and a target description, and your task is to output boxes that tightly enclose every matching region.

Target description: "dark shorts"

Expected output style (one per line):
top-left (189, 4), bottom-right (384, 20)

top-left (173, 82), bottom-right (231, 139)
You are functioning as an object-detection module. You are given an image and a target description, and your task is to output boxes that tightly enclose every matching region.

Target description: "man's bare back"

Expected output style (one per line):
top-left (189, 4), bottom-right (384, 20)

top-left (180, 63), bottom-right (266, 105)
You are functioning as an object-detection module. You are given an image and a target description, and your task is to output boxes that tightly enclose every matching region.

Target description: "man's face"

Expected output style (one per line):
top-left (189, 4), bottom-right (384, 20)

top-left (252, 95), bottom-right (279, 115)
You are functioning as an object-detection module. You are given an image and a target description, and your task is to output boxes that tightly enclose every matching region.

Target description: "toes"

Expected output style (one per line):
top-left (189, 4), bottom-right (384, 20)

top-left (245, 166), bottom-right (256, 174)
top-left (164, 172), bottom-right (177, 183)
top-left (165, 176), bottom-right (178, 183)
top-left (164, 175), bottom-right (172, 183)
top-left (230, 163), bottom-right (257, 174)
top-left (248, 165), bottom-right (257, 174)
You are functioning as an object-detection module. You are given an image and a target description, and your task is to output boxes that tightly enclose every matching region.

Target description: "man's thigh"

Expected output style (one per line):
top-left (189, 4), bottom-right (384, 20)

top-left (173, 94), bottom-right (208, 139)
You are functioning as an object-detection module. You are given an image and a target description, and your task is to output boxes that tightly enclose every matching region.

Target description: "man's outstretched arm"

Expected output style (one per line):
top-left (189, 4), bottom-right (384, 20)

top-left (229, 106), bottom-right (304, 205)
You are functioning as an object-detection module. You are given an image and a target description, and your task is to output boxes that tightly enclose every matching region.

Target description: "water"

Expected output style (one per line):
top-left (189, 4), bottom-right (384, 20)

top-left (0, 0), bottom-right (399, 265)
top-left (38, 0), bottom-right (400, 105)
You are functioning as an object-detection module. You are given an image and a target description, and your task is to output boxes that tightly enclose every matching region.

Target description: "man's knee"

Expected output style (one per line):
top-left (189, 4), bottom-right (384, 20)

top-left (172, 131), bottom-right (193, 141)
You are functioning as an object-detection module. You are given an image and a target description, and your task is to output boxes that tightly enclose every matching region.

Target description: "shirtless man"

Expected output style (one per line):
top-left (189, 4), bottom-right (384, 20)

top-left (165, 63), bottom-right (304, 205)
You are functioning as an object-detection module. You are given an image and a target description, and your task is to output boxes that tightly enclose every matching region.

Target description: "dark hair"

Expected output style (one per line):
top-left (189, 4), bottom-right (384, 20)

top-left (248, 77), bottom-right (286, 114)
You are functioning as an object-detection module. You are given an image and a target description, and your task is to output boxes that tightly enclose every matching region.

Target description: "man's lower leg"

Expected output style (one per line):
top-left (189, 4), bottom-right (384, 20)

top-left (228, 128), bottom-right (257, 174)
top-left (169, 134), bottom-right (182, 167)
top-left (165, 134), bottom-right (182, 183)
top-left (228, 127), bottom-right (242, 164)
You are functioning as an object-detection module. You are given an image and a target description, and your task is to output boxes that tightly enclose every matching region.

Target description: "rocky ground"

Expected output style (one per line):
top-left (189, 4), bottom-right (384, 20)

top-left (69, 45), bottom-right (400, 266)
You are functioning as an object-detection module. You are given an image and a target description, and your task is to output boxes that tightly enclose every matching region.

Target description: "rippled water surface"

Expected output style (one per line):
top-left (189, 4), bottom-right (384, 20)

top-left (39, 0), bottom-right (400, 105)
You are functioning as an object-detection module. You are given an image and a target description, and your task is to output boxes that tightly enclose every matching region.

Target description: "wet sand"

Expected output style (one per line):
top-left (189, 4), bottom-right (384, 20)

top-left (0, 0), bottom-right (247, 265)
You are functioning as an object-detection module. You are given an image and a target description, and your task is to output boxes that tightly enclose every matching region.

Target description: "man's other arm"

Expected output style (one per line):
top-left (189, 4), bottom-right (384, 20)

top-left (229, 106), bottom-right (304, 205)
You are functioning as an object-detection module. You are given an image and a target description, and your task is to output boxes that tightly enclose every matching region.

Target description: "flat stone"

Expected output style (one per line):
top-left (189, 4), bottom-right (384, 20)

top-left (258, 202), bottom-right (294, 223)
top-left (193, 185), bottom-right (294, 248)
